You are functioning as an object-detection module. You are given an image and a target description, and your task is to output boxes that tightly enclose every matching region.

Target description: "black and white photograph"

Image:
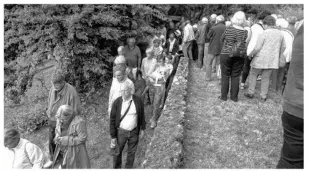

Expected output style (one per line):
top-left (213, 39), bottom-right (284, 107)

top-left (2, 2), bottom-right (304, 169)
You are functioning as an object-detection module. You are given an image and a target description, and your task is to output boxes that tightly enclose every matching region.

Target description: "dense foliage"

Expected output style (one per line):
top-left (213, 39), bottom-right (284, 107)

top-left (168, 4), bottom-right (303, 23)
top-left (4, 4), bottom-right (170, 101)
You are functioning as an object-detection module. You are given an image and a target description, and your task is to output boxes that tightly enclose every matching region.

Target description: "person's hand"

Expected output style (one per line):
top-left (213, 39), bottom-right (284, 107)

top-left (110, 138), bottom-right (117, 148)
top-left (139, 130), bottom-right (144, 139)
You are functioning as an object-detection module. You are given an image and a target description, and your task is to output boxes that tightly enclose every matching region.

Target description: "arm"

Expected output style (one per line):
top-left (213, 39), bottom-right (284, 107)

top-left (110, 99), bottom-right (118, 138)
top-left (141, 85), bottom-right (149, 96)
top-left (207, 27), bottom-right (214, 41)
top-left (248, 33), bottom-right (265, 57)
top-left (108, 83), bottom-right (114, 114)
top-left (280, 36), bottom-right (286, 56)
top-left (69, 88), bottom-right (82, 115)
top-left (246, 29), bottom-right (252, 46)
top-left (46, 88), bottom-right (53, 118)
top-left (137, 47), bottom-right (142, 69)
top-left (25, 143), bottom-right (44, 168)
top-left (130, 81), bottom-right (135, 95)
top-left (141, 59), bottom-right (145, 78)
top-left (61, 120), bottom-right (88, 146)
top-left (183, 26), bottom-right (189, 43)
top-left (139, 98), bottom-right (146, 130)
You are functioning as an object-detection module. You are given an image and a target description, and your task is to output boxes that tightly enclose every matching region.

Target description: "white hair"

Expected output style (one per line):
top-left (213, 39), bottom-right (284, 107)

top-left (271, 14), bottom-right (278, 20)
top-left (120, 80), bottom-right (132, 92)
top-left (210, 14), bottom-right (217, 20)
top-left (216, 15), bottom-right (225, 23)
top-left (276, 18), bottom-right (289, 29)
top-left (114, 55), bottom-right (126, 64)
top-left (202, 17), bottom-right (208, 24)
top-left (231, 11), bottom-right (246, 27)
top-left (225, 21), bottom-right (232, 27)
top-left (117, 46), bottom-right (124, 52)
top-left (56, 105), bottom-right (74, 119)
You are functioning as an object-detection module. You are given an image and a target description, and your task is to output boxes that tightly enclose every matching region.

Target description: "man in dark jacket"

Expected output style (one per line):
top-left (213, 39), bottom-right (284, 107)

top-left (110, 81), bottom-right (146, 169)
top-left (205, 15), bottom-right (226, 81)
top-left (195, 17), bottom-right (208, 68)
top-left (277, 23), bottom-right (303, 169)
top-left (164, 32), bottom-right (179, 56)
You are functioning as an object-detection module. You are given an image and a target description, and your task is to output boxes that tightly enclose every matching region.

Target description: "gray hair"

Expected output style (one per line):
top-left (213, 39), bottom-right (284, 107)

top-left (120, 81), bottom-right (132, 92)
top-left (216, 15), bottom-right (225, 23)
top-left (56, 105), bottom-right (74, 119)
top-left (276, 18), bottom-right (289, 29)
top-left (202, 17), bottom-right (208, 24)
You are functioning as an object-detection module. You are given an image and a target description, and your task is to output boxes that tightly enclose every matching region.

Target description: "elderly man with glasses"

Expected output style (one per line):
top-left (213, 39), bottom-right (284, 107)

top-left (110, 81), bottom-right (146, 169)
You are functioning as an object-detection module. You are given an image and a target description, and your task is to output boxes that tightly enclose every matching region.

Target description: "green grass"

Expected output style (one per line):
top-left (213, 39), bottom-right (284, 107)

top-left (183, 61), bottom-right (283, 168)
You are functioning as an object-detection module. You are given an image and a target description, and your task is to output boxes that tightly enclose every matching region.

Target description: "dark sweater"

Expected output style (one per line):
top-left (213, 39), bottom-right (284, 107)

top-left (207, 22), bottom-right (226, 55)
top-left (220, 26), bottom-right (248, 55)
top-left (283, 24), bottom-right (303, 119)
top-left (110, 95), bottom-right (146, 138)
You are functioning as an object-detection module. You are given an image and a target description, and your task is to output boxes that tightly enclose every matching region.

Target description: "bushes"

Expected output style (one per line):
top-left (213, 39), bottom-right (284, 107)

top-left (4, 4), bottom-right (169, 98)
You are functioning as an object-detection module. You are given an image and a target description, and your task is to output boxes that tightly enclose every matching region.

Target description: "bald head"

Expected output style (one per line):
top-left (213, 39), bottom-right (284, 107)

top-left (202, 17), bottom-right (208, 24)
top-left (210, 14), bottom-right (217, 21)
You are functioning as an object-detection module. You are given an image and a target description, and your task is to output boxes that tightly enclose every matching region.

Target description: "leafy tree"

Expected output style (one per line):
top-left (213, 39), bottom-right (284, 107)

top-left (4, 4), bottom-right (169, 100)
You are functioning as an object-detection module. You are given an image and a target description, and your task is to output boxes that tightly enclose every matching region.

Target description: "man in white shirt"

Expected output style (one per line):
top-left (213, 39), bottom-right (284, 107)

top-left (110, 81), bottom-right (146, 168)
top-left (4, 128), bottom-right (44, 169)
top-left (108, 66), bottom-right (135, 116)
top-left (182, 20), bottom-right (195, 60)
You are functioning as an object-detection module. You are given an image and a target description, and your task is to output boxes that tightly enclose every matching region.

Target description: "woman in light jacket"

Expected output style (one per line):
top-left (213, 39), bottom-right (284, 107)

top-left (244, 15), bottom-right (286, 101)
top-left (53, 105), bottom-right (91, 168)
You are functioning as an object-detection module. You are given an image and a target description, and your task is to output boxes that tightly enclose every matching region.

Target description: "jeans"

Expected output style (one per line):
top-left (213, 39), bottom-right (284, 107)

top-left (182, 40), bottom-right (193, 60)
top-left (197, 44), bottom-right (205, 68)
top-left (113, 127), bottom-right (139, 168)
top-left (277, 111), bottom-right (303, 168)
top-left (150, 85), bottom-right (164, 123)
top-left (248, 68), bottom-right (273, 99)
top-left (220, 54), bottom-right (244, 101)
top-left (270, 67), bottom-right (286, 91)
top-left (241, 57), bottom-right (252, 83)
top-left (48, 120), bottom-right (57, 161)
top-left (205, 54), bottom-right (220, 80)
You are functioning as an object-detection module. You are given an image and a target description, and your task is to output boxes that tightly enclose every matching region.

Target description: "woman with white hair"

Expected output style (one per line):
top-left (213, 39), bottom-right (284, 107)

top-left (219, 11), bottom-right (248, 102)
top-left (271, 18), bottom-right (294, 92)
top-left (52, 105), bottom-right (91, 168)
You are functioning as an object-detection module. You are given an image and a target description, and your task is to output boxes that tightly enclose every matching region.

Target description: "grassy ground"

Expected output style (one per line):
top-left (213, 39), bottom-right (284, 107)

top-left (183, 60), bottom-right (283, 168)
top-left (4, 86), bottom-right (154, 168)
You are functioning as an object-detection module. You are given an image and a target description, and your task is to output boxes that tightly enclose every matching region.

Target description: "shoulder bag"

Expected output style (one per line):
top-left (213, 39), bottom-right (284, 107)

top-left (229, 30), bottom-right (247, 58)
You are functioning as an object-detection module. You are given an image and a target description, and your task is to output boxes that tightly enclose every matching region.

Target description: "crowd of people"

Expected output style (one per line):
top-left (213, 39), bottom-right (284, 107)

top-left (3, 9), bottom-right (303, 169)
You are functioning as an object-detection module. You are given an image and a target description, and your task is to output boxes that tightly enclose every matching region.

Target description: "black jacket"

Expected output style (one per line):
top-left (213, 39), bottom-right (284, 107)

top-left (110, 95), bottom-right (146, 138)
top-left (164, 38), bottom-right (180, 55)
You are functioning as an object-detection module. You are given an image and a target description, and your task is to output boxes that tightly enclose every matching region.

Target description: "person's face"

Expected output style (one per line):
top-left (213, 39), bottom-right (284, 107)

top-left (128, 39), bottom-right (135, 47)
top-left (120, 87), bottom-right (131, 99)
top-left (169, 22), bottom-right (174, 28)
top-left (53, 81), bottom-right (65, 91)
top-left (4, 136), bottom-right (19, 149)
top-left (166, 57), bottom-right (172, 64)
top-left (58, 114), bottom-right (73, 125)
top-left (115, 71), bottom-right (125, 82)
top-left (118, 49), bottom-right (124, 55)
top-left (154, 42), bottom-right (159, 47)
top-left (169, 34), bottom-right (175, 40)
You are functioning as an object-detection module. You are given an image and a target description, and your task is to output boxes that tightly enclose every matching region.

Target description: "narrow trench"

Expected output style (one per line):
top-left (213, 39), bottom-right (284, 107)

top-left (134, 55), bottom-right (182, 168)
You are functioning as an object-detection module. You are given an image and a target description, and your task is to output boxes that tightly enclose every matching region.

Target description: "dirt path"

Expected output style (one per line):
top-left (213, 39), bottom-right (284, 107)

top-left (183, 60), bottom-right (283, 168)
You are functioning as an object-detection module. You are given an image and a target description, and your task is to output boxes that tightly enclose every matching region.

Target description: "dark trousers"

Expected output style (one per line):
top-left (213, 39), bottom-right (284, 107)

top-left (197, 44), bottom-right (205, 68)
top-left (241, 56), bottom-right (252, 83)
top-left (48, 120), bottom-right (57, 161)
top-left (277, 111), bottom-right (304, 168)
top-left (113, 127), bottom-right (139, 169)
top-left (220, 54), bottom-right (244, 101)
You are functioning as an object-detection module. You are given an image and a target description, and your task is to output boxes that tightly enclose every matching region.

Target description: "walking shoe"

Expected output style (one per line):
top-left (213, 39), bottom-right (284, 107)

top-left (218, 96), bottom-right (227, 101)
top-left (260, 97), bottom-right (267, 102)
top-left (150, 121), bottom-right (157, 129)
top-left (244, 93), bottom-right (254, 99)
top-left (240, 83), bottom-right (245, 90)
top-left (257, 75), bottom-right (262, 81)
top-left (43, 160), bottom-right (53, 168)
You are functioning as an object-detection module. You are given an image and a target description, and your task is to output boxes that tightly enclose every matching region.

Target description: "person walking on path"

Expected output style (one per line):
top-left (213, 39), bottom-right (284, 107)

top-left (123, 37), bottom-right (142, 80)
top-left (205, 15), bottom-right (226, 81)
top-left (195, 17), bottom-right (208, 68)
top-left (219, 11), bottom-right (248, 102)
top-left (53, 105), bottom-right (91, 168)
top-left (110, 81), bottom-right (146, 168)
top-left (4, 128), bottom-right (44, 169)
top-left (270, 18), bottom-right (294, 93)
top-left (241, 10), bottom-right (271, 89)
top-left (182, 20), bottom-right (195, 60)
top-left (244, 15), bottom-right (286, 101)
top-left (44, 69), bottom-right (82, 168)
top-left (277, 23), bottom-right (303, 169)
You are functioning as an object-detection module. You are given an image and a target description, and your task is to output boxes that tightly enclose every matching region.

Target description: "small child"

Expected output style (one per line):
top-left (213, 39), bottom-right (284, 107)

top-left (134, 70), bottom-right (149, 103)
top-left (152, 39), bottom-right (163, 59)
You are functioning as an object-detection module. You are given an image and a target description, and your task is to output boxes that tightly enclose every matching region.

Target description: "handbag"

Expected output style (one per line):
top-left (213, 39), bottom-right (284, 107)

top-left (229, 30), bottom-right (246, 58)
top-left (108, 100), bottom-right (133, 156)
